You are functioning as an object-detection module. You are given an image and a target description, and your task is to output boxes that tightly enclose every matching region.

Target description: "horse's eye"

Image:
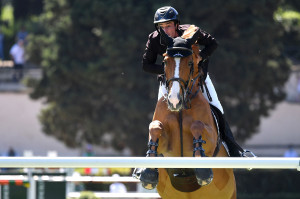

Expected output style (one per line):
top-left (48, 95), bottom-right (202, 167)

top-left (188, 61), bottom-right (193, 67)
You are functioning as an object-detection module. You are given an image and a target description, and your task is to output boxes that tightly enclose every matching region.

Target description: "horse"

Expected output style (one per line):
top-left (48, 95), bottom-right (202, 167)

top-left (137, 25), bottom-right (236, 199)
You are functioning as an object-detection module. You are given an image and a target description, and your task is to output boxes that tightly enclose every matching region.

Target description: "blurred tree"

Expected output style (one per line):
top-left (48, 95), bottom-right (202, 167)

top-left (275, 0), bottom-right (300, 59)
top-left (12, 0), bottom-right (30, 20)
top-left (26, 0), bottom-right (291, 155)
top-left (26, 0), bottom-right (157, 155)
top-left (283, 0), bottom-right (300, 9)
top-left (164, 0), bottom-right (290, 141)
top-left (12, 0), bottom-right (43, 21)
top-left (0, 0), bottom-right (2, 17)
top-left (28, 0), bottom-right (43, 16)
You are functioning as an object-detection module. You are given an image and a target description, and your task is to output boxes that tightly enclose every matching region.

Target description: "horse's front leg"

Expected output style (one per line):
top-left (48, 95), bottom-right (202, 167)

top-left (147, 120), bottom-right (163, 157)
top-left (190, 120), bottom-right (213, 186)
top-left (140, 120), bottom-right (163, 190)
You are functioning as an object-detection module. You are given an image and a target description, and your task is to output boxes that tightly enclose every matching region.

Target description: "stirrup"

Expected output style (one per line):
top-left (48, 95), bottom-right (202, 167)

top-left (193, 136), bottom-right (206, 157)
top-left (242, 150), bottom-right (257, 157)
top-left (132, 167), bottom-right (142, 180)
top-left (241, 150), bottom-right (257, 171)
top-left (146, 139), bottom-right (159, 157)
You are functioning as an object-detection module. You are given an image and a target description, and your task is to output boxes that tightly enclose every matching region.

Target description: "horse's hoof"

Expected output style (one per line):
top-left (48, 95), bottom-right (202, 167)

top-left (140, 168), bottom-right (159, 190)
top-left (195, 168), bottom-right (213, 186)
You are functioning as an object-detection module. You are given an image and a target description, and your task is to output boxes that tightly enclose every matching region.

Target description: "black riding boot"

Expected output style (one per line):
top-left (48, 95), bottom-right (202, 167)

top-left (223, 119), bottom-right (243, 157)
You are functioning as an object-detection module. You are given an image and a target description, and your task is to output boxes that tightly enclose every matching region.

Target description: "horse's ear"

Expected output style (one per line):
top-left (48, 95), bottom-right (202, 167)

top-left (186, 28), bottom-right (200, 46)
top-left (160, 27), bottom-right (173, 47)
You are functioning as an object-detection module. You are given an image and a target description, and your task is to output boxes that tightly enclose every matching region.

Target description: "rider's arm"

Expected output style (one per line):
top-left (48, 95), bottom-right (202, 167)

top-left (142, 52), bottom-right (164, 75)
top-left (142, 33), bottom-right (164, 75)
top-left (197, 30), bottom-right (218, 60)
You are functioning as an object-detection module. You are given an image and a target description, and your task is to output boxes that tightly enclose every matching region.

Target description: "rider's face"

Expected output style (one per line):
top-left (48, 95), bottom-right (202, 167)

top-left (158, 21), bottom-right (177, 38)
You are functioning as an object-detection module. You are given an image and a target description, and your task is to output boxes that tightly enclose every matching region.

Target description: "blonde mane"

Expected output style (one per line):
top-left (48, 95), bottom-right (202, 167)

top-left (181, 25), bottom-right (199, 39)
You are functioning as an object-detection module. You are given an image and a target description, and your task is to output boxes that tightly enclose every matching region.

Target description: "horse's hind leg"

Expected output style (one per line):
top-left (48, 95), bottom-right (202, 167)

top-left (139, 120), bottom-right (163, 190)
top-left (190, 120), bottom-right (213, 186)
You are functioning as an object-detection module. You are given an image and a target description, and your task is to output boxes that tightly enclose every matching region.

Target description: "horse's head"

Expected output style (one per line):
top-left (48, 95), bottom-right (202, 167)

top-left (161, 25), bottom-right (202, 111)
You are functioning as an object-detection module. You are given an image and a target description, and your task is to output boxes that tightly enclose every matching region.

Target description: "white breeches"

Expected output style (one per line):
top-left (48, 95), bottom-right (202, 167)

top-left (158, 74), bottom-right (224, 114)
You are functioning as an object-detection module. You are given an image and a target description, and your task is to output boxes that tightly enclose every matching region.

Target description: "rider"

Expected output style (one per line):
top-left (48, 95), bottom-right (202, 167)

top-left (142, 6), bottom-right (243, 157)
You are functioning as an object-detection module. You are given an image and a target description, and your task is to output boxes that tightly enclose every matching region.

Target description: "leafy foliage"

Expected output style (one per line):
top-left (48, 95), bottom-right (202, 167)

top-left (275, 1), bottom-right (300, 59)
top-left (27, 0), bottom-right (157, 155)
top-left (26, 0), bottom-right (292, 155)
top-left (176, 0), bottom-right (291, 141)
top-left (12, 0), bottom-right (43, 21)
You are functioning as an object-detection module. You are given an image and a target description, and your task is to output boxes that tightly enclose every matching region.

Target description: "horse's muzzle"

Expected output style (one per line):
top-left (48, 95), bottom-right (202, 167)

top-left (167, 97), bottom-right (183, 111)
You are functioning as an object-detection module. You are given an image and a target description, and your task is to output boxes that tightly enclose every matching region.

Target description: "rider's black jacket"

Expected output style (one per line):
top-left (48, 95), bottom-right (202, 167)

top-left (142, 24), bottom-right (218, 77)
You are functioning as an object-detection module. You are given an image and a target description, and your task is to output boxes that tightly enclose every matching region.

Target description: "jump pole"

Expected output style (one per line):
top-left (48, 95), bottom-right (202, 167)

top-left (0, 157), bottom-right (299, 170)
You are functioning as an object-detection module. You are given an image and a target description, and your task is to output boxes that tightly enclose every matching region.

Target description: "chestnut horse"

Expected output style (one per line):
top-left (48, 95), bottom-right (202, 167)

top-left (138, 25), bottom-right (236, 199)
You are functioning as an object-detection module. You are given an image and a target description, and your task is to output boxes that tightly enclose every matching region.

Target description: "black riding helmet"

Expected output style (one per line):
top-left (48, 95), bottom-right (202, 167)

top-left (154, 6), bottom-right (180, 31)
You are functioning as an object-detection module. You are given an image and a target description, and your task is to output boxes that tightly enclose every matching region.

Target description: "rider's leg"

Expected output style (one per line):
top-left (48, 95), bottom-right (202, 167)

top-left (203, 74), bottom-right (242, 157)
top-left (203, 74), bottom-right (224, 114)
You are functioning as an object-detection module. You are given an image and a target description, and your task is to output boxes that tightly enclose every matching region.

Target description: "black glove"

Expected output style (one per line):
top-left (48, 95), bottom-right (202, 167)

top-left (157, 74), bottom-right (165, 83)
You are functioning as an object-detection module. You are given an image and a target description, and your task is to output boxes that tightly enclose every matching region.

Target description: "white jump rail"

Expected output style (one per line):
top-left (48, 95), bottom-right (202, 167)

top-left (0, 157), bottom-right (299, 170)
top-left (68, 192), bottom-right (160, 198)
top-left (0, 175), bottom-right (139, 182)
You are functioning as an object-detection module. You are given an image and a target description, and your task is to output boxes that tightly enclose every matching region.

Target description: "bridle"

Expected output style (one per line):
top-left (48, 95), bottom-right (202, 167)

top-left (164, 50), bottom-right (203, 110)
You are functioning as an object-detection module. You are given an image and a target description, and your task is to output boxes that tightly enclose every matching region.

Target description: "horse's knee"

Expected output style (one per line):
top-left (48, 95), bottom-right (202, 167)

top-left (190, 120), bottom-right (205, 136)
top-left (149, 120), bottom-right (163, 139)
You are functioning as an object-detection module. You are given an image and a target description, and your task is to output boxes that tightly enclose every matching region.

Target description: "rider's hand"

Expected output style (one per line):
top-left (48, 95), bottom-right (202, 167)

top-left (157, 74), bottom-right (165, 82)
